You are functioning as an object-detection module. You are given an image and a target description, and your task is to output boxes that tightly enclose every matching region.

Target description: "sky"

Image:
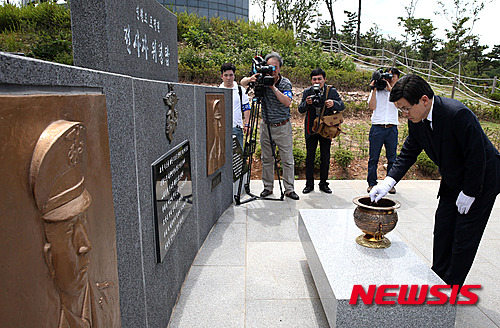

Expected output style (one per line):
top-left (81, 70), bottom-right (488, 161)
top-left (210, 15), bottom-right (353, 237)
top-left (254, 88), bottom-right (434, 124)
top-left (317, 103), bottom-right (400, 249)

top-left (249, 0), bottom-right (499, 51)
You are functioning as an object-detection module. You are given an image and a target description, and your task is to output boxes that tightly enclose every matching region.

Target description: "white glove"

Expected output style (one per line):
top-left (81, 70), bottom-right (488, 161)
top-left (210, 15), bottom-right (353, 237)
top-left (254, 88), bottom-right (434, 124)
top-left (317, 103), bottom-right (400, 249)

top-left (456, 191), bottom-right (475, 214)
top-left (369, 177), bottom-right (397, 203)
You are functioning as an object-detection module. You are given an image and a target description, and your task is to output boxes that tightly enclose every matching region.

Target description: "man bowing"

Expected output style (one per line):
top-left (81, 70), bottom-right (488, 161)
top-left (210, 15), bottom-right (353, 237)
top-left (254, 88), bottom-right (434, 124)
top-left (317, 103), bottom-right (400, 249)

top-left (370, 74), bottom-right (500, 286)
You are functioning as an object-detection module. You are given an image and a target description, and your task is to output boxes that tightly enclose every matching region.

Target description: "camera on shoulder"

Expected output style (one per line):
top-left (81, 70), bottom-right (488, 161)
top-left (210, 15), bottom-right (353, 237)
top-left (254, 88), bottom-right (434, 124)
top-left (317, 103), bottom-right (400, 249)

top-left (311, 84), bottom-right (323, 106)
top-left (371, 70), bottom-right (393, 91)
top-left (251, 56), bottom-right (275, 87)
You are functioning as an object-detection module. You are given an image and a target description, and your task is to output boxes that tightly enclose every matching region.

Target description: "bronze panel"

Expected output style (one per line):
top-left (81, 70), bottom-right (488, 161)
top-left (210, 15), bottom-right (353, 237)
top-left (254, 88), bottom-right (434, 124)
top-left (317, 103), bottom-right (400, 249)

top-left (0, 95), bottom-right (121, 327)
top-left (205, 94), bottom-right (225, 176)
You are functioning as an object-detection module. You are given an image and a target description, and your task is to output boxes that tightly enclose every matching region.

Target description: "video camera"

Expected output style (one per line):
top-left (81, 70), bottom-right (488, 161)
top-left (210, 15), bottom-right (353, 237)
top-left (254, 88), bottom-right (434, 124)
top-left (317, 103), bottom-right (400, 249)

top-left (251, 56), bottom-right (275, 87)
top-left (311, 84), bottom-right (323, 107)
top-left (371, 70), bottom-right (393, 91)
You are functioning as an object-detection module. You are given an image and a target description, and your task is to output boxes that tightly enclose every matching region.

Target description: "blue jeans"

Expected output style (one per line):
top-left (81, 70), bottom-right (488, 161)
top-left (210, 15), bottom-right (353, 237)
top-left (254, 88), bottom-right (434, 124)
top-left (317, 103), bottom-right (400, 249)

top-left (367, 125), bottom-right (398, 186)
top-left (233, 127), bottom-right (244, 150)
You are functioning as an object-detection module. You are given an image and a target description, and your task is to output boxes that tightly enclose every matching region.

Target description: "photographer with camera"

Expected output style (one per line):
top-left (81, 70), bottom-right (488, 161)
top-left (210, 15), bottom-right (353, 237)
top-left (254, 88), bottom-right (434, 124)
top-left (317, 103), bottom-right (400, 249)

top-left (241, 52), bottom-right (299, 200)
top-left (366, 67), bottom-right (400, 194)
top-left (298, 68), bottom-right (345, 194)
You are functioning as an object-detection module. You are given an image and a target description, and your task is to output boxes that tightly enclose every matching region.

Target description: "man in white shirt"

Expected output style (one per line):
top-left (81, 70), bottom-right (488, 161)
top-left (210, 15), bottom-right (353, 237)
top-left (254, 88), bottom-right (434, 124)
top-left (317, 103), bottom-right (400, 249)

top-left (367, 67), bottom-right (400, 193)
top-left (220, 63), bottom-right (250, 149)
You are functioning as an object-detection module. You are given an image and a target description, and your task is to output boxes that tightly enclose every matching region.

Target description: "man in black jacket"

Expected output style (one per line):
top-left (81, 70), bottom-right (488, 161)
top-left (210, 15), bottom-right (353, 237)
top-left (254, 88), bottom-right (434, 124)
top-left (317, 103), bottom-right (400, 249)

top-left (298, 68), bottom-right (345, 194)
top-left (370, 74), bottom-right (500, 286)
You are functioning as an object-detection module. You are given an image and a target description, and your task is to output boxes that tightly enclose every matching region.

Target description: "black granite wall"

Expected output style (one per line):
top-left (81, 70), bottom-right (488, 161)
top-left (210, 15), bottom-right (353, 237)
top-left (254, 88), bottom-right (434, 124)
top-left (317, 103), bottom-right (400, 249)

top-left (0, 52), bottom-right (233, 328)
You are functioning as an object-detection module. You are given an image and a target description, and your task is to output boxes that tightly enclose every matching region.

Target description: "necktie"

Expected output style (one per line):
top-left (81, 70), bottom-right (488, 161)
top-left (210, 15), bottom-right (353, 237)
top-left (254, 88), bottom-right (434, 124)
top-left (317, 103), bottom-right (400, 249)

top-left (424, 119), bottom-right (433, 132)
top-left (423, 119), bottom-right (436, 158)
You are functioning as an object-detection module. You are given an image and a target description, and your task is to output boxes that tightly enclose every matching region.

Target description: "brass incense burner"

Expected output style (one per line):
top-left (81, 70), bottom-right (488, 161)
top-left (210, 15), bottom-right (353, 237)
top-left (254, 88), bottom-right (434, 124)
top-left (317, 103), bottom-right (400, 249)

top-left (352, 196), bottom-right (401, 249)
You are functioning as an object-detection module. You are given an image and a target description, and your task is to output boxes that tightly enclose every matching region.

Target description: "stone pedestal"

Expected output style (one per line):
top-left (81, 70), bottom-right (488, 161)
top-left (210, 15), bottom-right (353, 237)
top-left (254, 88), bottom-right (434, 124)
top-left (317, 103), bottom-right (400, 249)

top-left (298, 209), bottom-right (457, 328)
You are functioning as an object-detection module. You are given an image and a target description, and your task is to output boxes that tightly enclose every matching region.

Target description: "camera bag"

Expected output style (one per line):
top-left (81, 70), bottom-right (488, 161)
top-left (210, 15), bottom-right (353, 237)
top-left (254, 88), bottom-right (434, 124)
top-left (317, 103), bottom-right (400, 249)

top-left (312, 85), bottom-right (343, 139)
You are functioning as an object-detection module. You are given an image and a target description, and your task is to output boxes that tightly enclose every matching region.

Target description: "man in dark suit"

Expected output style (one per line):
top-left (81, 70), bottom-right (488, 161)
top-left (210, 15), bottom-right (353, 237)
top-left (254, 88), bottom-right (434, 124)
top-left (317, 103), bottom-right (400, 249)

top-left (369, 74), bottom-right (500, 286)
top-left (298, 68), bottom-right (345, 194)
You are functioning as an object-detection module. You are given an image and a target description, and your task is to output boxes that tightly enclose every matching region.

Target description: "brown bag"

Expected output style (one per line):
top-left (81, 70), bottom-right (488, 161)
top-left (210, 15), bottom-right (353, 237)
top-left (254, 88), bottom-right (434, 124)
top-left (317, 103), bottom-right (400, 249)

top-left (312, 85), bottom-right (343, 139)
top-left (313, 113), bottom-right (344, 139)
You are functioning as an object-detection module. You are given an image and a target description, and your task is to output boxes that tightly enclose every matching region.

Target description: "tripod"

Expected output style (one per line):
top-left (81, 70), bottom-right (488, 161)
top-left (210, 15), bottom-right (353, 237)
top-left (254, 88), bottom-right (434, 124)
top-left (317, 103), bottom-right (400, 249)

top-left (234, 86), bottom-right (285, 205)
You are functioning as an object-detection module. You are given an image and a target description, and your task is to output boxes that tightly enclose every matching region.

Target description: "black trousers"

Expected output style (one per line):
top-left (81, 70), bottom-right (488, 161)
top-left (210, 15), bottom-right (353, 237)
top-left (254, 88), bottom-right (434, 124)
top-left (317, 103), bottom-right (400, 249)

top-left (305, 133), bottom-right (331, 187)
top-left (431, 189), bottom-right (496, 286)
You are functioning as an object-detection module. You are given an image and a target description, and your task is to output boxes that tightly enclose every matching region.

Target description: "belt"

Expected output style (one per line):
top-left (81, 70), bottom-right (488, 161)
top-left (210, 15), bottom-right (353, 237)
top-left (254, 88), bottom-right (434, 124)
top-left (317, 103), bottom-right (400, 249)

top-left (373, 124), bottom-right (394, 128)
top-left (266, 118), bottom-right (290, 127)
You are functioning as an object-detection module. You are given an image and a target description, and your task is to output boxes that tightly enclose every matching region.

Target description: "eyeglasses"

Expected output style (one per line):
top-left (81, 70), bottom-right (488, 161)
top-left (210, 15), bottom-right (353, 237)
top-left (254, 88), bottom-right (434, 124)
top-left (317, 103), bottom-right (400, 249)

top-left (397, 104), bottom-right (415, 114)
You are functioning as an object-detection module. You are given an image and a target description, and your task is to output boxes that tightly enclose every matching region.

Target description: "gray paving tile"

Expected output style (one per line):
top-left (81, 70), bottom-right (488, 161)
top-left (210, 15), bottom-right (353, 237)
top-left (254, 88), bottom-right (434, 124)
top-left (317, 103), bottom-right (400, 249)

top-left (466, 262), bottom-right (500, 325)
top-left (247, 209), bottom-right (299, 242)
top-left (482, 215), bottom-right (500, 241)
top-left (455, 305), bottom-right (498, 328)
top-left (246, 242), bottom-right (318, 300)
top-left (194, 223), bottom-right (246, 266)
top-left (322, 188), bottom-right (360, 209)
top-left (168, 266), bottom-right (245, 328)
top-left (394, 222), bottom-right (434, 264)
top-left (477, 239), bottom-right (500, 268)
top-left (398, 207), bottom-right (435, 225)
top-left (218, 205), bottom-right (247, 224)
top-left (246, 299), bottom-right (329, 328)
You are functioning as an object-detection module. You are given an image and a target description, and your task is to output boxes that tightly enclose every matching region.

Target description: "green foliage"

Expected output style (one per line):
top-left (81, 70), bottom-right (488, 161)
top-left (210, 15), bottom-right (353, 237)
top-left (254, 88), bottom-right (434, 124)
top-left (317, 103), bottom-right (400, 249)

top-left (0, 3), bottom-right (72, 65)
top-left (490, 92), bottom-right (500, 102)
top-left (462, 101), bottom-right (500, 122)
top-left (0, 3), bottom-right (21, 31)
top-left (333, 148), bottom-right (353, 170)
top-left (254, 144), bottom-right (262, 159)
top-left (415, 151), bottom-right (439, 176)
top-left (175, 11), bottom-right (357, 85)
top-left (293, 147), bottom-right (307, 170)
top-left (314, 147), bottom-right (321, 170)
top-left (0, 2), bottom-right (70, 33)
top-left (30, 32), bottom-right (73, 65)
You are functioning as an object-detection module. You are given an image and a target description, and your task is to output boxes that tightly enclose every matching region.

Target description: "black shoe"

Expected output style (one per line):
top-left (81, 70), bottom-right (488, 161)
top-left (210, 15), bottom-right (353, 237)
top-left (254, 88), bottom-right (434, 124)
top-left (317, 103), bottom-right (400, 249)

top-left (319, 184), bottom-right (332, 194)
top-left (260, 189), bottom-right (273, 197)
top-left (286, 191), bottom-right (300, 200)
top-left (302, 185), bottom-right (314, 194)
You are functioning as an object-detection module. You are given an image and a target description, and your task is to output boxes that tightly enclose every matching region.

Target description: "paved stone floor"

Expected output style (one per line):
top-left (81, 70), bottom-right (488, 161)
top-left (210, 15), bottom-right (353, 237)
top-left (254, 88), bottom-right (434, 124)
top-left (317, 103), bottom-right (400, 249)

top-left (168, 180), bottom-right (500, 328)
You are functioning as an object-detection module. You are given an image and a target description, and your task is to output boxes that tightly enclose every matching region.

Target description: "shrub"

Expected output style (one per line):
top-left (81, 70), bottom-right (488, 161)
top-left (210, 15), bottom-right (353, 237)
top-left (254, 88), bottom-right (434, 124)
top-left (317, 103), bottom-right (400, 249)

top-left (0, 3), bottom-right (72, 65)
top-left (462, 100), bottom-right (500, 122)
top-left (254, 144), bottom-right (262, 159)
top-left (491, 92), bottom-right (500, 102)
top-left (314, 147), bottom-right (321, 170)
top-left (333, 148), bottom-right (353, 170)
top-left (293, 146), bottom-right (306, 170)
top-left (415, 151), bottom-right (438, 176)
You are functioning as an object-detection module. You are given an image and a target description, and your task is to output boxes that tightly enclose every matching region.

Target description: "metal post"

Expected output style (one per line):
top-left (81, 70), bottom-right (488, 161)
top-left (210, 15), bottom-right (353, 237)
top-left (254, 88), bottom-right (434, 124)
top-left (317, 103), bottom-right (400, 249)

top-left (492, 76), bottom-right (497, 95)
top-left (381, 48), bottom-right (385, 66)
top-left (428, 60), bottom-right (433, 82)
top-left (451, 77), bottom-right (457, 99)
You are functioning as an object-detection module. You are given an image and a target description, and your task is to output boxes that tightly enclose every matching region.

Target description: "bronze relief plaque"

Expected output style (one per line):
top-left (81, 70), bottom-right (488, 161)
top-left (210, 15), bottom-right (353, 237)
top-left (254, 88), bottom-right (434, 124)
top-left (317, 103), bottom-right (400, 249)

top-left (0, 95), bottom-right (121, 327)
top-left (206, 94), bottom-right (225, 176)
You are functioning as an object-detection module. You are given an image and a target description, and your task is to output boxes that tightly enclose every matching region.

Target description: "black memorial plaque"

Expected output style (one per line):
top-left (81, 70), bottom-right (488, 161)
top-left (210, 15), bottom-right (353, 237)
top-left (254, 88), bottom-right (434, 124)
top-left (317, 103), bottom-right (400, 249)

top-left (152, 141), bottom-right (192, 263)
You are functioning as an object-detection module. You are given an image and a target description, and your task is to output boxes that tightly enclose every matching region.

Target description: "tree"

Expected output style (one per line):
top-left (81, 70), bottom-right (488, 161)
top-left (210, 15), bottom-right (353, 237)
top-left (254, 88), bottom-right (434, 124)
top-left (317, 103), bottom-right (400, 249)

top-left (272, 0), bottom-right (320, 37)
top-left (340, 10), bottom-right (357, 44)
top-left (436, 0), bottom-right (487, 76)
top-left (355, 0), bottom-right (361, 49)
top-left (398, 17), bottom-right (438, 61)
top-left (398, 0), bottom-right (419, 61)
top-left (323, 0), bottom-right (338, 41)
top-left (252, 0), bottom-right (268, 24)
